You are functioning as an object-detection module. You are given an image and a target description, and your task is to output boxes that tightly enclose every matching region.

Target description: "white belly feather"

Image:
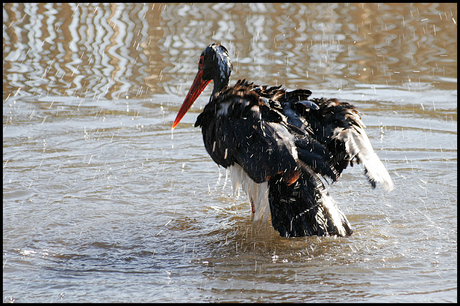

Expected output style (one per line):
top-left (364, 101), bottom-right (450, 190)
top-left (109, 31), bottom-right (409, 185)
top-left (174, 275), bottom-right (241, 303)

top-left (229, 164), bottom-right (270, 223)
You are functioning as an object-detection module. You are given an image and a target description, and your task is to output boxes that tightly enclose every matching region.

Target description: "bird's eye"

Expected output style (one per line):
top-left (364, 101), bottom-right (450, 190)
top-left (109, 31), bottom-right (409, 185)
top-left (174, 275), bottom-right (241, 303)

top-left (198, 56), bottom-right (204, 69)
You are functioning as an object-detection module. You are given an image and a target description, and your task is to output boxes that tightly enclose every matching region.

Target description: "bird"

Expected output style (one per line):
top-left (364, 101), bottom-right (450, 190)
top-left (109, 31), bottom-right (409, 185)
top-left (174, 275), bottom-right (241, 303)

top-left (172, 43), bottom-right (394, 238)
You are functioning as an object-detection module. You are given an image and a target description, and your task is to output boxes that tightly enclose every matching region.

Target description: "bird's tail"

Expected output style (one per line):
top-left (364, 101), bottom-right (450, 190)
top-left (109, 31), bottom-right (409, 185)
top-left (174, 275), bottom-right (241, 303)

top-left (268, 168), bottom-right (353, 238)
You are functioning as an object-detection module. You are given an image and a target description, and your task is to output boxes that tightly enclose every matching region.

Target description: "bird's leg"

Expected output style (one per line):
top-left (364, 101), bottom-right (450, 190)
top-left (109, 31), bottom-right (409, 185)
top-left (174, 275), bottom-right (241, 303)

top-left (249, 196), bottom-right (256, 213)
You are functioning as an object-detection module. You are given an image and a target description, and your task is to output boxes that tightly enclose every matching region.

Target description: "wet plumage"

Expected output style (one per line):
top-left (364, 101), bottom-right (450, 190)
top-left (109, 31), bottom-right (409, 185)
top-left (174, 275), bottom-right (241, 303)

top-left (173, 43), bottom-right (394, 238)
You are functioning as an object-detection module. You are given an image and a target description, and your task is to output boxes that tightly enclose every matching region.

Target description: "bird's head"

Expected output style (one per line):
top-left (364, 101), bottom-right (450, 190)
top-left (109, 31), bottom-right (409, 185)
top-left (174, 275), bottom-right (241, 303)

top-left (172, 43), bottom-right (232, 129)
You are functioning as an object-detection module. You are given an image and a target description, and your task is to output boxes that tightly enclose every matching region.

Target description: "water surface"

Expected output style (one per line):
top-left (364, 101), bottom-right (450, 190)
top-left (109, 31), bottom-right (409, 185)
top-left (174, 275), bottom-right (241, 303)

top-left (3, 3), bottom-right (457, 303)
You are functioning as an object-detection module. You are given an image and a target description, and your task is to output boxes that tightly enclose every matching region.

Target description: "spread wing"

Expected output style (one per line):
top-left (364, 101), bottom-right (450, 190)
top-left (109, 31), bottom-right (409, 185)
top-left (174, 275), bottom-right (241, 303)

top-left (290, 97), bottom-right (394, 191)
top-left (195, 80), bottom-right (337, 186)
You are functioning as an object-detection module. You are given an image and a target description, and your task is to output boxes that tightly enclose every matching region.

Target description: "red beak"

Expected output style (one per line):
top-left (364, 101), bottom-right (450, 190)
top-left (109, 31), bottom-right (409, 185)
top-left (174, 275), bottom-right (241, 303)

top-left (172, 70), bottom-right (211, 129)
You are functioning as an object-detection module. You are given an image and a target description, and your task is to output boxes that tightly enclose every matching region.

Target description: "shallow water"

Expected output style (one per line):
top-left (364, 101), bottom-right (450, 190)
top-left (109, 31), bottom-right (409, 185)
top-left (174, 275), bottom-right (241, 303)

top-left (3, 3), bottom-right (457, 303)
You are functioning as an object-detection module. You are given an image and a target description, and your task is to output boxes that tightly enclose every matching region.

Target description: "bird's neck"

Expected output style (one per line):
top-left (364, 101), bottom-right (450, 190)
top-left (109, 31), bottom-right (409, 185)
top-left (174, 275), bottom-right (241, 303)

top-left (210, 55), bottom-right (232, 98)
top-left (211, 76), bottom-right (229, 98)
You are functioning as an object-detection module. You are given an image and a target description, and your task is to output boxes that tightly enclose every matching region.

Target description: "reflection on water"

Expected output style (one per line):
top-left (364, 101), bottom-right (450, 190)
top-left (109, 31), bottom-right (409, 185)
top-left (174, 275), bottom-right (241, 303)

top-left (3, 2), bottom-right (457, 303)
top-left (3, 3), bottom-right (457, 102)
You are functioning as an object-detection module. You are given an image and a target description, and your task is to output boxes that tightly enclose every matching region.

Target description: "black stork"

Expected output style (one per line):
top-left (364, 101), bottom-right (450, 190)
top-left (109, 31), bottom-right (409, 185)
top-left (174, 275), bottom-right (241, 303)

top-left (172, 43), bottom-right (394, 238)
